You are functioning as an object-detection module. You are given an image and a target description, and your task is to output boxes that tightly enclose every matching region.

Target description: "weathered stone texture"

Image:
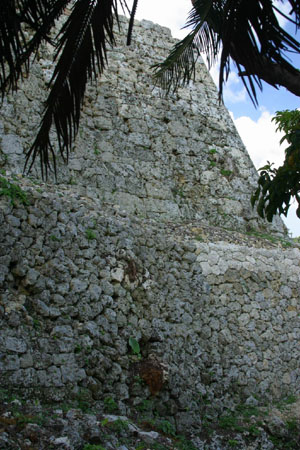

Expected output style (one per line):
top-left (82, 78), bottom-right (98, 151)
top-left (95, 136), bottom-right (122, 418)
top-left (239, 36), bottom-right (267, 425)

top-left (0, 181), bottom-right (299, 426)
top-left (0, 17), bottom-right (298, 432)
top-left (0, 17), bottom-right (284, 233)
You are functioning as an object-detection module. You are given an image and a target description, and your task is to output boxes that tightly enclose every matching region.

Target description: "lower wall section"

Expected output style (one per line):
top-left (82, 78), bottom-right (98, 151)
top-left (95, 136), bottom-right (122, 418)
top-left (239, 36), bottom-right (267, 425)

top-left (0, 181), bottom-right (299, 428)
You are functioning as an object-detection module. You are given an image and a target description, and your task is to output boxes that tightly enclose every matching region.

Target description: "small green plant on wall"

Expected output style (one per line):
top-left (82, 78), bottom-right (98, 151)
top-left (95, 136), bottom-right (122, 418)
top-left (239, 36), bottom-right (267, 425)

top-left (128, 337), bottom-right (141, 359)
top-left (83, 445), bottom-right (106, 450)
top-left (103, 396), bottom-right (118, 413)
top-left (85, 228), bottom-right (97, 240)
top-left (0, 176), bottom-right (28, 206)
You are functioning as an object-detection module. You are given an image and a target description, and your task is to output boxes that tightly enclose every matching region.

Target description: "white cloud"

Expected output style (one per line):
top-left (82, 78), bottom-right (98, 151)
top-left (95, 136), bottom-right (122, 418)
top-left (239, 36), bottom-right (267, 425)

top-left (129, 0), bottom-right (192, 38)
top-left (232, 109), bottom-right (285, 169)
top-left (233, 109), bottom-right (300, 236)
top-left (223, 71), bottom-right (247, 104)
top-left (206, 61), bottom-right (247, 104)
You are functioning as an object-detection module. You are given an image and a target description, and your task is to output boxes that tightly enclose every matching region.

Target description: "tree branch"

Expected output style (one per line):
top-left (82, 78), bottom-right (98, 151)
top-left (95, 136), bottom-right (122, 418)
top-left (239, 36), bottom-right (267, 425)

top-left (237, 56), bottom-right (300, 97)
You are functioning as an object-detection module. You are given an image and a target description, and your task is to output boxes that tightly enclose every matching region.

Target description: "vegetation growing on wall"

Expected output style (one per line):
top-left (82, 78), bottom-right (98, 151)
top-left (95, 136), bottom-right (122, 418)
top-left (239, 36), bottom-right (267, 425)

top-left (251, 109), bottom-right (300, 222)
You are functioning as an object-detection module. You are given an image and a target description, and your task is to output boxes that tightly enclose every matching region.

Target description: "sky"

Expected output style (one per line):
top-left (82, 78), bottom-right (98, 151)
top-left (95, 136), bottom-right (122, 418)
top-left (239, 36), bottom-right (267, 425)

top-left (129, 0), bottom-right (300, 237)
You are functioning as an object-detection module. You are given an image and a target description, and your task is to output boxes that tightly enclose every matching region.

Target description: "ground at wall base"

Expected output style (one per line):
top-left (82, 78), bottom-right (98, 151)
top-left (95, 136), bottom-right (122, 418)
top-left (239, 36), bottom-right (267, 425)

top-left (0, 388), bottom-right (300, 450)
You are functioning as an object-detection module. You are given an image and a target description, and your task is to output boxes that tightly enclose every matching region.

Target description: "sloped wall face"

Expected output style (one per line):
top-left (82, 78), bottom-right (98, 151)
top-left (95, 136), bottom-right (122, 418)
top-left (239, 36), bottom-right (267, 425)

top-left (0, 185), bottom-right (299, 428)
top-left (0, 17), bottom-right (284, 234)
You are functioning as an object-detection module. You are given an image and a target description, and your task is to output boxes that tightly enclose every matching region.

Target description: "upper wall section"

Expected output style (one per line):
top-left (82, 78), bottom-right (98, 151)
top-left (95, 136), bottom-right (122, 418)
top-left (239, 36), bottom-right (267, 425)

top-left (0, 16), bottom-right (285, 234)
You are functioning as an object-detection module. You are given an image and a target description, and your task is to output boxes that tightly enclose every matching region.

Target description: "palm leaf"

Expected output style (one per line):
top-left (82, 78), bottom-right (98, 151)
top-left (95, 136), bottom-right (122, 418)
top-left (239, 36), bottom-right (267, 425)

top-left (24, 0), bottom-right (121, 178)
top-left (153, 0), bottom-right (219, 93)
top-left (155, 0), bottom-right (300, 104)
top-left (0, 0), bottom-right (69, 97)
top-left (126, 0), bottom-right (139, 45)
top-left (0, 0), bottom-right (28, 96)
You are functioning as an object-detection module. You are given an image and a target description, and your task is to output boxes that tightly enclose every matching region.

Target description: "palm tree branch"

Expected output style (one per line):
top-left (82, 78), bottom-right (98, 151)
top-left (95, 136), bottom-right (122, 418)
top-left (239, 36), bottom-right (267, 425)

top-left (0, 0), bottom-right (28, 96)
top-left (24, 0), bottom-right (119, 178)
top-left (153, 0), bottom-right (221, 93)
top-left (153, 23), bottom-right (219, 93)
top-left (0, 0), bottom-right (70, 97)
top-left (126, 0), bottom-right (139, 45)
top-left (155, 0), bottom-right (300, 103)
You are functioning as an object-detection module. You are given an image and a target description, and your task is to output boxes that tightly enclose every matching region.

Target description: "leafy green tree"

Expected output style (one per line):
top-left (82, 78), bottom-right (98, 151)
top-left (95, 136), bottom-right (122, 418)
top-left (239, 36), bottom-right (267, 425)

top-left (251, 109), bottom-right (300, 221)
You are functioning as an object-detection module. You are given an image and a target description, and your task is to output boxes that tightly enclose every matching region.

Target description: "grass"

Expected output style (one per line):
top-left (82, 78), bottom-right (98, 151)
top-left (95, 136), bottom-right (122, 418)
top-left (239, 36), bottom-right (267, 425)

top-left (276, 394), bottom-right (298, 410)
top-left (85, 228), bottom-right (97, 240)
top-left (83, 445), bottom-right (106, 450)
top-left (103, 396), bottom-right (118, 413)
top-left (0, 176), bottom-right (29, 206)
top-left (245, 229), bottom-right (293, 248)
top-left (220, 169), bottom-right (233, 177)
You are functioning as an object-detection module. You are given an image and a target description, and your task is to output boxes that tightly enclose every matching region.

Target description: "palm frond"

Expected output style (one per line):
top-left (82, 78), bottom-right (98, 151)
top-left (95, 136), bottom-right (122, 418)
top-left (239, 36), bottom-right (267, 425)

top-left (0, 0), bottom-right (28, 96)
top-left (154, 0), bottom-right (300, 104)
top-left (25, 0), bottom-right (119, 178)
top-left (286, 0), bottom-right (300, 26)
top-left (153, 0), bottom-right (219, 94)
top-left (127, 0), bottom-right (139, 45)
top-left (0, 0), bottom-right (69, 97)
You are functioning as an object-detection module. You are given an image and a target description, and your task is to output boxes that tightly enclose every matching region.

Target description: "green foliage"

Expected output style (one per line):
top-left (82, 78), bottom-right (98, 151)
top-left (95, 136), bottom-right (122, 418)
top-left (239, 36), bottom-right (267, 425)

top-left (218, 404), bottom-right (264, 437)
top-left (150, 443), bottom-right (169, 450)
top-left (128, 337), bottom-right (141, 356)
top-left (273, 110), bottom-right (300, 143)
top-left (236, 403), bottom-right (261, 419)
top-left (50, 234), bottom-right (61, 242)
top-left (281, 394), bottom-right (297, 406)
top-left (135, 444), bottom-right (146, 450)
top-left (137, 399), bottom-right (152, 412)
top-left (171, 187), bottom-right (185, 198)
top-left (74, 344), bottom-right (82, 354)
top-left (252, 109), bottom-right (300, 221)
top-left (0, 176), bottom-right (28, 206)
top-left (75, 389), bottom-right (92, 413)
top-left (218, 413), bottom-right (244, 432)
top-left (227, 440), bottom-right (239, 448)
top-left (83, 445), bottom-right (106, 450)
top-left (134, 375), bottom-right (145, 386)
top-left (220, 168), bottom-right (232, 178)
top-left (175, 435), bottom-right (197, 450)
top-left (103, 396), bottom-right (118, 413)
top-left (286, 419), bottom-right (297, 432)
top-left (245, 230), bottom-right (292, 248)
top-left (14, 411), bottom-right (45, 426)
top-left (156, 420), bottom-right (176, 437)
top-left (109, 418), bottom-right (129, 433)
top-left (276, 394), bottom-right (298, 410)
top-left (85, 228), bottom-right (97, 240)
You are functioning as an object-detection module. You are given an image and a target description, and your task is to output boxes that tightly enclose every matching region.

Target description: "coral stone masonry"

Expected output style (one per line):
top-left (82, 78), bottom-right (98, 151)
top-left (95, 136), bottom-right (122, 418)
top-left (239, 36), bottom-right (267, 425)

top-left (0, 16), bottom-right (299, 434)
top-left (0, 16), bottom-right (285, 233)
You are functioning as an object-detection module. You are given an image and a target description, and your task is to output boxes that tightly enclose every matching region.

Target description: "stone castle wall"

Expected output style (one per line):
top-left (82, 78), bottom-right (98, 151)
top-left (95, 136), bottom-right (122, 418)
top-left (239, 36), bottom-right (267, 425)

top-left (0, 180), bottom-right (299, 430)
top-left (0, 16), bottom-right (299, 430)
top-left (0, 16), bottom-right (284, 233)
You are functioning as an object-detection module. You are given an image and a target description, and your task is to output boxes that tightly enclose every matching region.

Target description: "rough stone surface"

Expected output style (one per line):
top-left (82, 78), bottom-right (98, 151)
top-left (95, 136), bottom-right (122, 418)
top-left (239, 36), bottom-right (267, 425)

top-left (0, 16), bottom-right (285, 234)
top-left (0, 179), bottom-right (299, 423)
top-left (0, 15), bottom-right (299, 443)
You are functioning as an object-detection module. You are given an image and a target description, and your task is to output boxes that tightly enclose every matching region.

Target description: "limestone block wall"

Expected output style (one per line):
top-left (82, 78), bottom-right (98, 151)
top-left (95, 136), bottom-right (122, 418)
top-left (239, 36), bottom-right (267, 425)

top-left (0, 16), bottom-right (284, 234)
top-left (0, 181), bottom-right (299, 429)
